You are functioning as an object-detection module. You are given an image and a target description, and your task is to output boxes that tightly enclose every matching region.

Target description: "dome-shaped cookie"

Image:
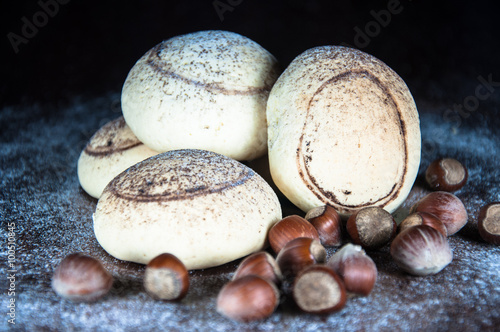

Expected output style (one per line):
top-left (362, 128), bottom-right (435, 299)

top-left (93, 149), bottom-right (282, 269)
top-left (121, 30), bottom-right (280, 161)
top-left (77, 116), bottom-right (158, 198)
top-left (267, 46), bottom-right (421, 217)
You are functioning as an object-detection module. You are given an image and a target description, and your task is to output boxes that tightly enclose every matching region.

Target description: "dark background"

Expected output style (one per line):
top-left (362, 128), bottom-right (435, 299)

top-left (1, 0), bottom-right (499, 107)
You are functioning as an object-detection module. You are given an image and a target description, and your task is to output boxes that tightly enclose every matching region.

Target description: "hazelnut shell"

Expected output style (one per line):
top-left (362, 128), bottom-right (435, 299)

top-left (305, 205), bottom-right (342, 247)
top-left (477, 202), bottom-right (500, 245)
top-left (327, 243), bottom-right (377, 296)
top-left (399, 211), bottom-right (448, 237)
top-left (411, 191), bottom-right (468, 236)
top-left (390, 225), bottom-right (453, 276)
top-left (276, 237), bottom-right (326, 278)
top-left (425, 158), bottom-right (468, 192)
top-left (52, 253), bottom-right (113, 302)
top-left (144, 253), bottom-right (189, 301)
top-left (346, 207), bottom-right (397, 249)
top-left (268, 215), bottom-right (319, 254)
top-left (232, 251), bottom-right (283, 285)
top-left (217, 275), bottom-right (280, 322)
top-left (293, 265), bottom-right (347, 314)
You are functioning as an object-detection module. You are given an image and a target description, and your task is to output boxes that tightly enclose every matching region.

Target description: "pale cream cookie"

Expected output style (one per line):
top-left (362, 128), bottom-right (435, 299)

top-left (77, 116), bottom-right (157, 199)
top-left (93, 149), bottom-right (282, 269)
top-left (121, 30), bottom-right (280, 161)
top-left (267, 46), bottom-right (421, 217)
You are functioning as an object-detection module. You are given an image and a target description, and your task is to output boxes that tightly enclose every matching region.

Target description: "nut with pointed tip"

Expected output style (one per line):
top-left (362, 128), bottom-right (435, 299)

top-left (390, 225), bottom-right (453, 276)
top-left (232, 251), bottom-right (283, 285)
top-left (305, 205), bottom-right (342, 247)
top-left (217, 275), bottom-right (280, 322)
top-left (52, 253), bottom-right (113, 302)
top-left (276, 237), bottom-right (326, 278)
top-left (346, 207), bottom-right (397, 249)
top-left (425, 158), bottom-right (468, 192)
top-left (268, 215), bottom-right (320, 254)
top-left (327, 244), bottom-right (377, 296)
top-left (410, 191), bottom-right (468, 236)
top-left (144, 253), bottom-right (189, 301)
top-left (293, 264), bottom-right (347, 314)
top-left (399, 211), bottom-right (447, 237)
top-left (478, 202), bottom-right (500, 245)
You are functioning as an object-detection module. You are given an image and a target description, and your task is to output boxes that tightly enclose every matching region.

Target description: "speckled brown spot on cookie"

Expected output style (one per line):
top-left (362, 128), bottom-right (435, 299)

top-left (84, 117), bottom-right (143, 157)
top-left (108, 149), bottom-right (255, 202)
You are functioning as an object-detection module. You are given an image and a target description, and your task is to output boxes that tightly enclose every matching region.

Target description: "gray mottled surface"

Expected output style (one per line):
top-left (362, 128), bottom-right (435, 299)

top-left (1, 88), bottom-right (499, 331)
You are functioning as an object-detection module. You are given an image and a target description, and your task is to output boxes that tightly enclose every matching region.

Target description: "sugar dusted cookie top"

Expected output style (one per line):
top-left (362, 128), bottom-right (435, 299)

top-left (93, 149), bottom-right (282, 269)
top-left (267, 46), bottom-right (421, 217)
top-left (121, 30), bottom-right (280, 161)
top-left (77, 116), bottom-right (157, 198)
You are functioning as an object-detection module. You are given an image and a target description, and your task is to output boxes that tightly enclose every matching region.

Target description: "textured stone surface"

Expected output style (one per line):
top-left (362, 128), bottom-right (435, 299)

top-left (0, 89), bottom-right (499, 331)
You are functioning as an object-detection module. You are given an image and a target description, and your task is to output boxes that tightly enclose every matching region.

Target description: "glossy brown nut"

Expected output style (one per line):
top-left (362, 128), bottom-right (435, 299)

top-left (52, 253), bottom-right (113, 302)
top-left (399, 211), bottom-right (448, 237)
top-left (232, 251), bottom-right (283, 285)
top-left (346, 207), bottom-right (397, 249)
top-left (390, 225), bottom-right (453, 276)
top-left (425, 158), bottom-right (468, 192)
top-left (217, 275), bottom-right (280, 322)
top-left (293, 265), bottom-right (347, 314)
top-left (478, 202), bottom-right (500, 245)
top-left (305, 205), bottom-right (342, 247)
top-left (276, 237), bottom-right (326, 278)
top-left (327, 244), bottom-right (377, 296)
top-left (144, 253), bottom-right (189, 301)
top-left (410, 191), bottom-right (468, 236)
top-left (268, 215), bottom-right (319, 254)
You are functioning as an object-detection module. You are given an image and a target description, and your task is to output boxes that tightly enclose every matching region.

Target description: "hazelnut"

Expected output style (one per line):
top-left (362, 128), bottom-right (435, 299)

top-left (276, 237), bottom-right (326, 278)
top-left (410, 191), bottom-right (468, 236)
top-left (399, 211), bottom-right (448, 237)
top-left (268, 215), bottom-right (319, 254)
top-left (52, 253), bottom-right (113, 302)
top-left (293, 265), bottom-right (347, 314)
top-left (346, 207), bottom-right (397, 249)
top-left (390, 225), bottom-right (453, 276)
top-left (478, 202), bottom-right (500, 245)
top-left (425, 158), bottom-right (468, 192)
top-left (305, 205), bottom-right (342, 247)
top-left (327, 244), bottom-right (377, 296)
top-left (217, 275), bottom-right (280, 322)
top-left (232, 251), bottom-right (283, 285)
top-left (144, 253), bottom-right (189, 301)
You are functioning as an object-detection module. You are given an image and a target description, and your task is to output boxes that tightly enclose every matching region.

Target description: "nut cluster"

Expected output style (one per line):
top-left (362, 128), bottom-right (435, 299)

top-left (218, 208), bottom-right (381, 321)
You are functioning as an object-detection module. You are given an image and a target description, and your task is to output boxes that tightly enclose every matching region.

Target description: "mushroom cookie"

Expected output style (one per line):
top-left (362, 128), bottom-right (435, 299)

top-left (266, 46), bottom-right (421, 217)
top-left (93, 149), bottom-right (282, 269)
top-left (77, 116), bottom-right (158, 199)
top-left (121, 30), bottom-right (280, 161)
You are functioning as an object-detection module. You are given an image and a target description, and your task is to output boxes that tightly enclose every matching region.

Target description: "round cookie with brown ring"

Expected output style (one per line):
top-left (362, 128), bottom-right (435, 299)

top-left (77, 116), bottom-right (158, 199)
top-left (266, 46), bottom-right (421, 217)
top-left (93, 149), bottom-right (282, 270)
top-left (121, 30), bottom-right (280, 161)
